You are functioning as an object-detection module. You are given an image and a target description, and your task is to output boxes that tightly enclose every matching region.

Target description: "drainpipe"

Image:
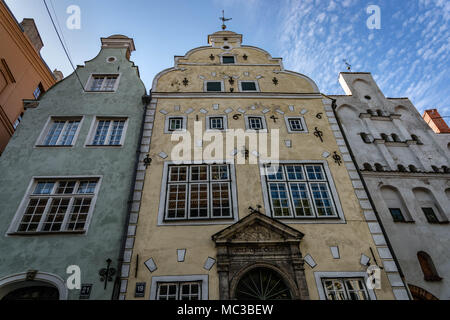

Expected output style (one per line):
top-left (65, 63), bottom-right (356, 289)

top-left (112, 91), bottom-right (151, 300)
top-left (324, 94), bottom-right (412, 300)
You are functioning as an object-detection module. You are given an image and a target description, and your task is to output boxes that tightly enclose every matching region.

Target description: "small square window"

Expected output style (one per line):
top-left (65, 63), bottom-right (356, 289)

top-left (169, 118), bottom-right (184, 131)
top-left (246, 116), bottom-right (266, 131)
top-left (389, 208), bottom-right (405, 222)
top-left (207, 116), bottom-right (227, 131)
top-left (240, 81), bottom-right (258, 92)
top-left (222, 56), bottom-right (235, 64)
top-left (206, 81), bottom-right (223, 92)
top-left (165, 116), bottom-right (187, 133)
top-left (289, 119), bottom-right (303, 131)
top-left (422, 208), bottom-right (439, 223)
top-left (285, 117), bottom-right (307, 133)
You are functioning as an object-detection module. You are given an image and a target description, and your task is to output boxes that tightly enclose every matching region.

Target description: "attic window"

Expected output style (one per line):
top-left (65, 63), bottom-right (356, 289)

top-left (222, 56), bottom-right (235, 64)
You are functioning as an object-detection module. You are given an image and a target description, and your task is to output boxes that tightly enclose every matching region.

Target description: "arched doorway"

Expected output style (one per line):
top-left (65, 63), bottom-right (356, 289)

top-left (2, 283), bottom-right (59, 300)
top-left (234, 267), bottom-right (292, 300)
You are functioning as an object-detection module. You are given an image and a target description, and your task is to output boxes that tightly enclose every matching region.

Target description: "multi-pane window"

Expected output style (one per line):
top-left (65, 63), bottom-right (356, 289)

top-left (222, 56), bottom-right (235, 64)
top-left (322, 278), bottom-right (369, 300)
top-left (90, 118), bottom-right (127, 146)
top-left (40, 118), bottom-right (81, 146)
top-left (422, 208), bottom-right (439, 223)
top-left (264, 164), bottom-right (337, 219)
top-left (247, 116), bottom-right (264, 130)
top-left (240, 81), bottom-right (258, 91)
top-left (209, 117), bottom-right (224, 130)
top-left (165, 164), bottom-right (233, 221)
top-left (15, 179), bottom-right (99, 234)
top-left (88, 75), bottom-right (119, 91)
top-left (288, 119), bottom-right (303, 131)
top-left (156, 282), bottom-right (201, 300)
top-left (205, 81), bottom-right (223, 92)
top-left (169, 118), bottom-right (184, 131)
top-left (389, 208), bottom-right (405, 222)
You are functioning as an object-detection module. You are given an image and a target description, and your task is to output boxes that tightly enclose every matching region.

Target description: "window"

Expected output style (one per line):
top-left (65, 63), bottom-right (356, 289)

top-left (164, 164), bottom-right (233, 221)
top-left (156, 282), bottom-right (201, 300)
top-left (264, 164), bottom-right (338, 219)
top-left (13, 113), bottom-right (24, 130)
top-left (408, 165), bottom-right (418, 173)
top-left (411, 135), bottom-right (422, 145)
top-left (417, 252), bottom-right (442, 281)
top-left (205, 81), bottom-right (224, 92)
top-left (245, 115), bottom-right (267, 131)
top-left (206, 115), bottom-right (227, 131)
top-left (380, 133), bottom-right (390, 141)
top-left (285, 117), bottom-right (307, 133)
top-left (374, 163), bottom-right (384, 172)
top-left (322, 278), bottom-right (369, 300)
top-left (363, 163), bottom-right (373, 171)
top-left (422, 208), bottom-right (439, 223)
top-left (391, 133), bottom-right (401, 142)
top-left (398, 165), bottom-right (407, 172)
top-left (360, 133), bottom-right (371, 143)
top-left (239, 81), bottom-right (259, 92)
top-left (87, 74), bottom-right (119, 92)
top-left (389, 208), bottom-right (405, 222)
top-left (221, 56), bottom-right (235, 64)
top-left (33, 83), bottom-right (44, 99)
top-left (88, 118), bottom-right (127, 146)
top-left (11, 178), bottom-right (100, 234)
top-left (164, 116), bottom-right (187, 134)
top-left (38, 118), bottom-right (82, 146)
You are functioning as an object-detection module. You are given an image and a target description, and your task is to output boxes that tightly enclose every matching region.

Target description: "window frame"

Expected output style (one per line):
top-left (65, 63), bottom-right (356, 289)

top-left (85, 116), bottom-right (129, 147)
top-left (314, 272), bottom-right (377, 300)
top-left (221, 56), bottom-right (236, 64)
top-left (259, 160), bottom-right (345, 223)
top-left (157, 161), bottom-right (238, 226)
top-left (7, 176), bottom-right (102, 235)
top-left (238, 80), bottom-right (260, 92)
top-left (204, 80), bottom-right (224, 92)
top-left (284, 116), bottom-right (308, 133)
top-left (35, 116), bottom-right (84, 148)
top-left (164, 115), bottom-right (187, 134)
top-left (422, 207), bottom-right (439, 224)
top-left (150, 275), bottom-right (208, 300)
top-left (85, 74), bottom-right (121, 92)
top-left (321, 278), bottom-right (370, 300)
top-left (389, 208), bottom-right (405, 222)
top-left (244, 115), bottom-right (267, 132)
top-left (206, 115), bottom-right (228, 131)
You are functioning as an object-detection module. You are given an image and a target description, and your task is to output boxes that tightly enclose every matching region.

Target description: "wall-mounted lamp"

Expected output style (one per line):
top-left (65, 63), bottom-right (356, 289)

top-left (99, 259), bottom-right (116, 290)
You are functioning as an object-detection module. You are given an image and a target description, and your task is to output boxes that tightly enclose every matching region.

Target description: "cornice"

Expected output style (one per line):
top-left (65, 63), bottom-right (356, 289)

top-left (151, 92), bottom-right (323, 99)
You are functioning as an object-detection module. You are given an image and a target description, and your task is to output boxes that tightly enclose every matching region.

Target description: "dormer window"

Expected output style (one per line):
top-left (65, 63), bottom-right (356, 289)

top-left (87, 74), bottom-right (120, 92)
top-left (222, 56), bottom-right (235, 64)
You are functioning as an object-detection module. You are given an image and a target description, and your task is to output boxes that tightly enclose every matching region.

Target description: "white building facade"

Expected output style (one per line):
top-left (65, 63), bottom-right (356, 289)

top-left (331, 72), bottom-right (450, 300)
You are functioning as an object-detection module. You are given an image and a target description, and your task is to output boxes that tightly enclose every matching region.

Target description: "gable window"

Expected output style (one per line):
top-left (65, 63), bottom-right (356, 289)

top-left (164, 164), bottom-right (234, 221)
top-left (422, 207), bottom-right (439, 224)
top-left (87, 118), bottom-right (127, 146)
top-left (38, 117), bottom-right (82, 147)
top-left (389, 208), bottom-right (405, 222)
top-left (87, 74), bottom-right (119, 92)
top-left (222, 56), bottom-right (235, 64)
top-left (205, 81), bottom-right (224, 92)
top-left (263, 163), bottom-right (338, 219)
top-left (206, 115), bottom-right (227, 131)
top-left (239, 81), bottom-right (259, 92)
top-left (156, 282), bottom-right (201, 300)
top-left (322, 278), bottom-right (369, 300)
top-left (10, 178), bottom-right (100, 234)
top-left (245, 115), bottom-right (267, 131)
top-left (285, 117), bottom-right (307, 133)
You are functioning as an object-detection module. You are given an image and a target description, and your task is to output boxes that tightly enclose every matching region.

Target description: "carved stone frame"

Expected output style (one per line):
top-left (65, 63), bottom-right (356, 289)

top-left (212, 212), bottom-right (310, 300)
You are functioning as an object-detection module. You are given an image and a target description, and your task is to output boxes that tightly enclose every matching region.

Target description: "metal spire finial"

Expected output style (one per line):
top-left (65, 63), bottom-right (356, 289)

top-left (219, 10), bottom-right (232, 30)
top-left (343, 59), bottom-right (352, 71)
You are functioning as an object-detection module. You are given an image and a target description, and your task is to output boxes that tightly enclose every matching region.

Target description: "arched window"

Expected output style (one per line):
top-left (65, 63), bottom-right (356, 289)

top-left (360, 133), bottom-right (371, 143)
top-left (391, 133), bottom-right (401, 142)
top-left (235, 268), bottom-right (292, 300)
top-left (442, 166), bottom-right (450, 173)
top-left (380, 133), bottom-right (390, 141)
top-left (417, 252), bottom-right (442, 281)
top-left (363, 163), bottom-right (373, 171)
top-left (411, 134), bottom-right (422, 145)
top-left (431, 165), bottom-right (440, 173)
top-left (408, 165), bottom-right (418, 173)
top-left (397, 164), bottom-right (407, 172)
top-left (374, 163), bottom-right (384, 172)
top-left (376, 109), bottom-right (383, 116)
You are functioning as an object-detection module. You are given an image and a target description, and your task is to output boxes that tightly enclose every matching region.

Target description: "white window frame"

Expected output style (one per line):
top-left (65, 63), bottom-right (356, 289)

top-left (35, 116), bottom-right (84, 148)
top-left (85, 117), bottom-right (129, 147)
top-left (244, 115), bottom-right (267, 132)
top-left (204, 80), bottom-right (224, 92)
top-left (6, 176), bottom-right (102, 235)
top-left (85, 74), bottom-right (121, 92)
top-left (206, 115), bottom-right (228, 131)
top-left (157, 161), bottom-right (239, 226)
top-left (164, 115), bottom-right (187, 134)
top-left (238, 80), bottom-right (260, 92)
top-left (259, 160), bottom-right (345, 224)
top-left (285, 116), bottom-right (308, 133)
top-left (314, 272), bottom-right (377, 300)
top-left (150, 275), bottom-right (208, 300)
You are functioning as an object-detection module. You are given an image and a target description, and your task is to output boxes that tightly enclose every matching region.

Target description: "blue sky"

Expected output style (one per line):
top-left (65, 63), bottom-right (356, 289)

top-left (5, 0), bottom-right (450, 116)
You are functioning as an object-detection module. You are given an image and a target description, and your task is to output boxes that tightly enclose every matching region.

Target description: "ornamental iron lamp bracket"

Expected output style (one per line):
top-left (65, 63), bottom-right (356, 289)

top-left (314, 127), bottom-right (324, 142)
top-left (99, 258), bottom-right (116, 290)
top-left (143, 154), bottom-right (152, 168)
top-left (332, 151), bottom-right (342, 166)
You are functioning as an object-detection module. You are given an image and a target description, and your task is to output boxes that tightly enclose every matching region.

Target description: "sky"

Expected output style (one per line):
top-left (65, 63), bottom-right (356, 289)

top-left (5, 0), bottom-right (450, 116)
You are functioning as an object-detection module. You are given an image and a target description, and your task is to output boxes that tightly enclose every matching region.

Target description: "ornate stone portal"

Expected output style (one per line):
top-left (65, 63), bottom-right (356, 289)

top-left (212, 212), bottom-right (309, 300)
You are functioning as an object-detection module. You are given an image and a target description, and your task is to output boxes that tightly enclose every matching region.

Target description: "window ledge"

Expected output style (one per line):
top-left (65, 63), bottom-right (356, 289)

top-left (84, 90), bottom-right (116, 93)
top-left (85, 144), bottom-right (123, 148)
top-left (8, 231), bottom-right (86, 236)
top-left (35, 145), bottom-right (74, 148)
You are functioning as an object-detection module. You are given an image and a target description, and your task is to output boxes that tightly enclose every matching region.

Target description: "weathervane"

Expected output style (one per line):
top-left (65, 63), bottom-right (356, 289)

top-left (343, 59), bottom-right (352, 71)
top-left (220, 10), bottom-right (232, 30)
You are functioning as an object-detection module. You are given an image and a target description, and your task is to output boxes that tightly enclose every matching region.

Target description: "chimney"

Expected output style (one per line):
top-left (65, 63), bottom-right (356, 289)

top-left (422, 109), bottom-right (450, 134)
top-left (101, 35), bottom-right (136, 60)
top-left (20, 18), bottom-right (44, 52)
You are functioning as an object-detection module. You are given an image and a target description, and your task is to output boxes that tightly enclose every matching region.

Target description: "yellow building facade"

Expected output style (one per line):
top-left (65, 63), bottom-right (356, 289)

top-left (119, 30), bottom-right (410, 300)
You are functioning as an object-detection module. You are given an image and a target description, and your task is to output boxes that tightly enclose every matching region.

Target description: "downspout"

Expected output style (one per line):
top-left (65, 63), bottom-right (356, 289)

top-left (324, 94), bottom-right (412, 300)
top-left (112, 91), bottom-right (151, 300)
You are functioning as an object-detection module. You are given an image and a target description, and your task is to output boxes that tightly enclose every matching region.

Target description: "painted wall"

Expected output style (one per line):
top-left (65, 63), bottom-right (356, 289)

top-left (0, 42), bottom-right (146, 300)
